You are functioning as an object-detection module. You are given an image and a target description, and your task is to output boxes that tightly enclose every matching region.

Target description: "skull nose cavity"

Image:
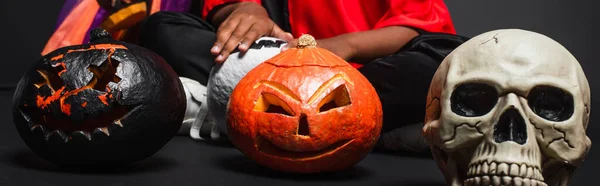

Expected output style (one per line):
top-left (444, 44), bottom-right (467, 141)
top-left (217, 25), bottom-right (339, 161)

top-left (494, 108), bottom-right (527, 145)
top-left (297, 114), bottom-right (309, 136)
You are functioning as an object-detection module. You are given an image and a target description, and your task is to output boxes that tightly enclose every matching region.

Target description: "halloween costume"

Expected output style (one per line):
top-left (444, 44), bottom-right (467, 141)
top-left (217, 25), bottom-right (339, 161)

top-left (203, 0), bottom-right (457, 69)
top-left (203, 0), bottom-right (456, 38)
top-left (41, 0), bottom-right (200, 56)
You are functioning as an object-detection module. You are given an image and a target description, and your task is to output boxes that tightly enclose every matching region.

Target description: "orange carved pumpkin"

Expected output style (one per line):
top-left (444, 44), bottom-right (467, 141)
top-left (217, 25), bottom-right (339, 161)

top-left (227, 34), bottom-right (383, 173)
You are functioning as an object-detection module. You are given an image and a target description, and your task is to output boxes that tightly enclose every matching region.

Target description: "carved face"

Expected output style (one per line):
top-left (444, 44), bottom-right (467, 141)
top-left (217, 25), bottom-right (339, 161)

top-left (423, 29), bottom-right (591, 186)
top-left (12, 29), bottom-right (186, 165)
top-left (227, 35), bottom-right (382, 173)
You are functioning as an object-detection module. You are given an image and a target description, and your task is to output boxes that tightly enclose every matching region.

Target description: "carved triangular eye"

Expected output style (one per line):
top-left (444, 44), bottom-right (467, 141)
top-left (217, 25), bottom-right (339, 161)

top-left (254, 92), bottom-right (295, 116)
top-left (318, 85), bottom-right (351, 112)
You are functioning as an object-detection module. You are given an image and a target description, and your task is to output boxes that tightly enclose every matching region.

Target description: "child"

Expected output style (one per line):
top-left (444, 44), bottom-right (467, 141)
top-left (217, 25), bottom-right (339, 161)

top-left (138, 0), bottom-right (469, 154)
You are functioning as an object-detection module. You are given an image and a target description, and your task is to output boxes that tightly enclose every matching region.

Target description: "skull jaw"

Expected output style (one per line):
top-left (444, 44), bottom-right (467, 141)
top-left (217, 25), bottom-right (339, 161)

top-left (433, 143), bottom-right (579, 186)
top-left (465, 142), bottom-right (546, 186)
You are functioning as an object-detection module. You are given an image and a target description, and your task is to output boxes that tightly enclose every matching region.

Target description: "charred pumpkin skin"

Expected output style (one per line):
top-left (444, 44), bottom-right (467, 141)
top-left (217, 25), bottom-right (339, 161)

top-left (227, 35), bottom-right (383, 173)
top-left (12, 29), bottom-right (186, 166)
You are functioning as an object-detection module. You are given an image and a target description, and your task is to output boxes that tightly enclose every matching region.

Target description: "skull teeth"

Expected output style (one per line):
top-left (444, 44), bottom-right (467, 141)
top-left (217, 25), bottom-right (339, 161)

top-left (464, 176), bottom-right (548, 186)
top-left (467, 161), bottom-right (543, 182)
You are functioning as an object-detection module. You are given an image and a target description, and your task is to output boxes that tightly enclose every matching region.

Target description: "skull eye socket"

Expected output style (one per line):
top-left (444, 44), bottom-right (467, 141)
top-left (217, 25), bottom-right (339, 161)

top-left (254, 93), bottom-right (295, 116)
top-left (527, 86), bottom-right (574, 122)
top-left (318, 85), bottom-right (351, 113)
top-left (451, 83), bottom-right (498, 117)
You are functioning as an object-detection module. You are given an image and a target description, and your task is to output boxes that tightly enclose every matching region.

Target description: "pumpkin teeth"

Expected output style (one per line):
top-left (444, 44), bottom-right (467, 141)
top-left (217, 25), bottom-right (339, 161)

top-left (31, 126), bottom-right (99, 142)
top-left (31, 124), bottom-right (47, 135)
top-left (93, 127), bottom-right (110, 136)
top-left (71, 131), bottom-right (92, 141)
top-left (112, 104), bottom-right (142, 128)
top-left (114, 120), bottom-right (123, 127)
top-left (19, 109), bottom-right (32, 124)
top-left (30, 124), bottom-right (41, 131)
top-left (45, 130), bottom-right (68, 142)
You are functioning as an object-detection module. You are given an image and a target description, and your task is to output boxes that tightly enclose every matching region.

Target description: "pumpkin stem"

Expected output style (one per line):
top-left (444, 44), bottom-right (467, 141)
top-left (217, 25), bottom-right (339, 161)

top-left (90, 28), bottom-right (113, 42)
top-left (298, 34), bottom-right (317, 48)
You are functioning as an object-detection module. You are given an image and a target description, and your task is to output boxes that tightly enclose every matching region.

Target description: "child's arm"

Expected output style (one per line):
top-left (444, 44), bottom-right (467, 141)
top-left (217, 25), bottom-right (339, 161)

top-left (284, 26), bottom-right (418, 63)
top-left (340, 26), bottom-right (418, 63)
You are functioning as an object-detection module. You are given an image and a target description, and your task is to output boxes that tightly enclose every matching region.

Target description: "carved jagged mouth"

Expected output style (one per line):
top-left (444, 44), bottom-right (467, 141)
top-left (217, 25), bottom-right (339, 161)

top-left (465, 161), bottom-right (546, 186)
top-left (19, 105), bottom-right (141, 142)
top-left (29, 121), bottom-right (122, 142)
top-left (256, 136), bottom-right (353, 160)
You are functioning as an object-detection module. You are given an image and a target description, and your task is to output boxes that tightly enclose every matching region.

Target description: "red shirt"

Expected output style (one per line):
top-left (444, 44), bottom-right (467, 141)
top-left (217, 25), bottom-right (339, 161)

top-left (202, 0), bottom-right (456, 68)
top-left (202, 0), bottom-right (456, 38)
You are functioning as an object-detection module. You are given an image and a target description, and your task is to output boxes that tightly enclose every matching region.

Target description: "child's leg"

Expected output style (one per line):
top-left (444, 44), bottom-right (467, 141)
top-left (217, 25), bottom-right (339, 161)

top-left (358, 31), bottom-right (470, 154)
top-left (139, 11), bottom-right (217, 85)
top-left (138, 12), bottom-right (219, 138)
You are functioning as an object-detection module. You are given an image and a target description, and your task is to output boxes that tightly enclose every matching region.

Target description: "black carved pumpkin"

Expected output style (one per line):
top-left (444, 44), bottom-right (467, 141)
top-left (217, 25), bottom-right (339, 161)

top-left (12, 28), bottom-right (185, 166)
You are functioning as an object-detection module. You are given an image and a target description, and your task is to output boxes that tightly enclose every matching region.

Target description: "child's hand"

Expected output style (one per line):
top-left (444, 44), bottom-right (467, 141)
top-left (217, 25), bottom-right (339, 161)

top-left (211, 2), bottom-right (293, 63)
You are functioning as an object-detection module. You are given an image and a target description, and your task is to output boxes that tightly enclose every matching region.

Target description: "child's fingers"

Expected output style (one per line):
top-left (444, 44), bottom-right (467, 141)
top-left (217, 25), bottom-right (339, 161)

top-left (212, 16), bottom-right (242, 55)
top-left (216, 20), bottom-right (256, 63)
top-left (223, 20), bottom-right (253, 51)
top-left (282, 39), bottom-right (298, 51)
top-left (238, 24), bottom-right (264, 52)
top-left (284, 33), bottom-right (293, 41)
top-left (270, 25), bottom-right (293, 41)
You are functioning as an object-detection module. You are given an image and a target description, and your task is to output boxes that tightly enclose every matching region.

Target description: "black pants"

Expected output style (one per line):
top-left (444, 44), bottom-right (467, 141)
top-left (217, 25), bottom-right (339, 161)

top-left (138, 11), bottom-right (469, 154)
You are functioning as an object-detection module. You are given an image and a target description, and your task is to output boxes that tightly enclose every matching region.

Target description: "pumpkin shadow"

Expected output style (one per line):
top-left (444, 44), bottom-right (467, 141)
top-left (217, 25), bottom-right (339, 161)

top-left (212, 154), bottom-right (371, 181)
top-left (193, 138), bottom-right (235, 149)
top-left (370, 148), bottom-right (433, 159)
top-left (6, 149), bottom-right (177, 175)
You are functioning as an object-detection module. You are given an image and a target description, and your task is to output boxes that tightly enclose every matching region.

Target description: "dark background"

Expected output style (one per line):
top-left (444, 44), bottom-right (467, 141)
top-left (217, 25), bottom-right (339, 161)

top-left (0, 1), bottom-right (597, 185)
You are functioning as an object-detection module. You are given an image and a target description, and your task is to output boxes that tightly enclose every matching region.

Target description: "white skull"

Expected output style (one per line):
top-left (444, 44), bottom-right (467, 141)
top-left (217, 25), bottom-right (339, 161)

top-left (423, 29), bottom-right (591, 186)
top-left (207, 37), bottom-right (286, 136)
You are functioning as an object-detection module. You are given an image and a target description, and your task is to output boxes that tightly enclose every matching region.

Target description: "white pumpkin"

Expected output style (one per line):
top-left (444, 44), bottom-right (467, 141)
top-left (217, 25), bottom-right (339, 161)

top-left (206, 37), bottom-right (287, 137)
